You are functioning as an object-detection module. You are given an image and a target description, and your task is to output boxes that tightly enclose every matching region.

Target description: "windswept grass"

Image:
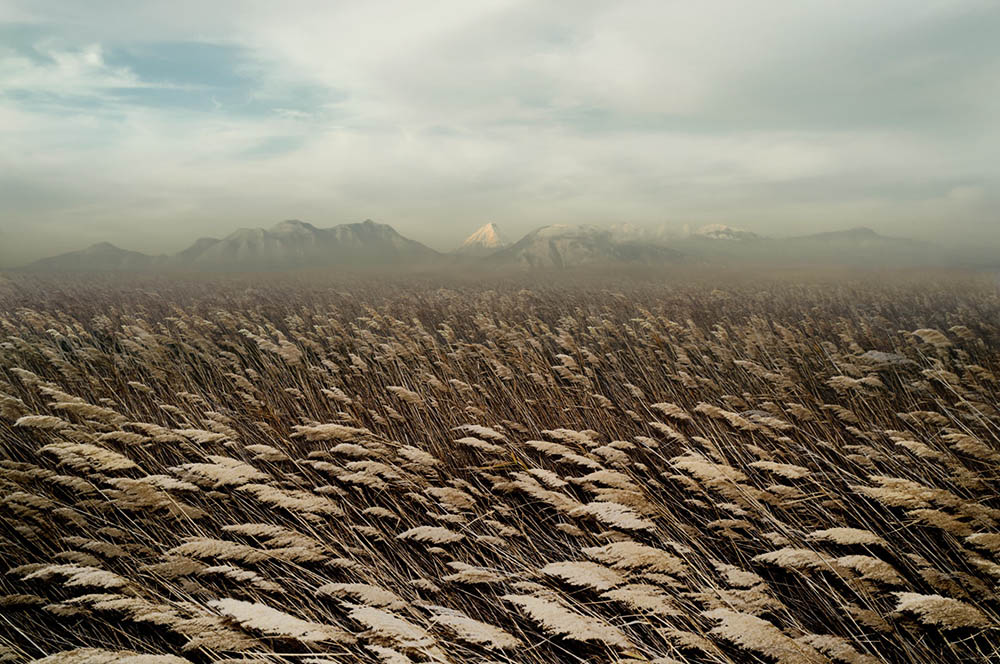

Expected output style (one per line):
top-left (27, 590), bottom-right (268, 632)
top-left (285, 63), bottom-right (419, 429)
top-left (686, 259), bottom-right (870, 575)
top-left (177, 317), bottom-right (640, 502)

top-left (1, 271), bottom-right (998, 663)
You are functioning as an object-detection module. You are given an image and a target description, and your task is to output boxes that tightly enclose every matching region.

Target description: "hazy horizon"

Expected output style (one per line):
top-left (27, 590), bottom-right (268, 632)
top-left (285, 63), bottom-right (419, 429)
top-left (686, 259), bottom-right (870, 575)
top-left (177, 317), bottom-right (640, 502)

top-left (2, 1), bottom-right (999, 266)
top-left (0, 217), bottom-right (959, 268)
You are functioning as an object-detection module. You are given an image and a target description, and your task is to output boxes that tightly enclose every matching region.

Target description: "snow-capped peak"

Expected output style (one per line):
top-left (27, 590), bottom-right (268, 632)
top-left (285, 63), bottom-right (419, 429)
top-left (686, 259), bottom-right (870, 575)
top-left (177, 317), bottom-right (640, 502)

top-left (694, 224), bottom-right (760, 241)
top-left (459, 223), bottom-right (507, 252)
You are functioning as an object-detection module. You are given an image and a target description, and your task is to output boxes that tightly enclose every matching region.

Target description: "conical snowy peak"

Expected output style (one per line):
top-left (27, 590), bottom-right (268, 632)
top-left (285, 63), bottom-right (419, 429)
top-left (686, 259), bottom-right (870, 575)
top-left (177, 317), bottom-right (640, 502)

top-left (456, 223), bottom-right (507, 255)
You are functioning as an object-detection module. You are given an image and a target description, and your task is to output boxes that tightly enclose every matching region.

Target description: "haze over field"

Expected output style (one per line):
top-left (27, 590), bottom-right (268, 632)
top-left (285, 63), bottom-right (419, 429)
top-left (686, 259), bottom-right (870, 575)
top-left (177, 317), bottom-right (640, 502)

top-left (2, 1), bottom-right (1000, 266)
top-left (18, 219), bottom-right (959, 272)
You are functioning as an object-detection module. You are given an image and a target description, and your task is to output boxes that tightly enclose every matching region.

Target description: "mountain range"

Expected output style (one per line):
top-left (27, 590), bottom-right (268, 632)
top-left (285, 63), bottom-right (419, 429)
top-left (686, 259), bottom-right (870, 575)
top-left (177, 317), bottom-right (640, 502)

top-left (489, 224), bottom-right (683, 269)
top-left (173, 219), bottom-right (440, 269)
top-left (25, 220), bottom-right (442, 272)
top-left (16, 220), bottom-right (942, 272)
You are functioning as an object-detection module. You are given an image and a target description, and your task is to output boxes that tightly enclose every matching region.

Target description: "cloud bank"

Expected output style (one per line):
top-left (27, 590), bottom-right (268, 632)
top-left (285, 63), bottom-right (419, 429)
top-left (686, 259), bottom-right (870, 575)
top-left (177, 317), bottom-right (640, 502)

top-left (1, 1), bottom-right (998, 265)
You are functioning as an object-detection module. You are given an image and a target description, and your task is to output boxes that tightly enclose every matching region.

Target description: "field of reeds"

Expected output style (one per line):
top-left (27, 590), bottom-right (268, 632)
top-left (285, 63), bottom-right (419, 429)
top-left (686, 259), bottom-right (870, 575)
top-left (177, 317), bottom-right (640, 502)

top-left (1, 271), bottom-right (998, 664)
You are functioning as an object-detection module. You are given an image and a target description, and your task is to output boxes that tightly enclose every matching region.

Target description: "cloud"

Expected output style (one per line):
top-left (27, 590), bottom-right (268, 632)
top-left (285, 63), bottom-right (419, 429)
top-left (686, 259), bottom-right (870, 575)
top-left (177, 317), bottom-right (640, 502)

top-left (0, 0), bottom-right (998, 264)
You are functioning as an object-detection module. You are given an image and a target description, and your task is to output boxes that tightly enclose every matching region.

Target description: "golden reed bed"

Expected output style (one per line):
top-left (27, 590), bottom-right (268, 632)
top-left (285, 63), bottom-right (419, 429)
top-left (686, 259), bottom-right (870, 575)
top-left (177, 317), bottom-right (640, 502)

top-left (1, 270), bottom-right (998, 663)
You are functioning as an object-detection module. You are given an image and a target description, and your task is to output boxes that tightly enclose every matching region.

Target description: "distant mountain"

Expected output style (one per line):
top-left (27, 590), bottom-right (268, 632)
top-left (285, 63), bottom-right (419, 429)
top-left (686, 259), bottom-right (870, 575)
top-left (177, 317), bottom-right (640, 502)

top-left (455, 223), bottom-right (507, 256)
top-left (667, 225), bottom-right (935, 266)
top-left (692, 224), bottom-right (762, 241)
top-left (174, 237), bottom-right (221, 263)
top-left (491, 224), bottom-right (683, 269)
top-left (24, 220), bottom-right (442, 272)
top-left (777, 227), bottom-right (935, 265)
top-left (608, 223), bottom-right (675, 244)
top-left (21, 220), bottom-right (945, 273)
top-left (24, 242), bottom-right (167, 272)
top-left (789, 226), bottom-right (902, 247)
top-left (175, 219), bottom-right (441, 270)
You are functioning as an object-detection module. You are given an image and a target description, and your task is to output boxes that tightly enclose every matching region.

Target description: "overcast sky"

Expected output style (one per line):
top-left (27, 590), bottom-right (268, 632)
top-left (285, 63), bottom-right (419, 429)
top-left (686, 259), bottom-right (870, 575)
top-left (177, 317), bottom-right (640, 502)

top-left (1, 1), bottom-right (998, 264)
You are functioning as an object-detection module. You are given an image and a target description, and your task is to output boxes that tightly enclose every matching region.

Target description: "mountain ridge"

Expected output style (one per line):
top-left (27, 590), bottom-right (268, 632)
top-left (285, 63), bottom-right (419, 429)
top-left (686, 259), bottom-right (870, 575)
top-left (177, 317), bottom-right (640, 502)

top-left (173, 219), bottom-right (442, 270)
top-left (19, 221), bottom-right (939, 272)
top-left (24, 219), bottom-right (443, 272)
top-left (24, 242), bottom-right (170, 272)
top-left (488, 224), bottom-right (684, 269)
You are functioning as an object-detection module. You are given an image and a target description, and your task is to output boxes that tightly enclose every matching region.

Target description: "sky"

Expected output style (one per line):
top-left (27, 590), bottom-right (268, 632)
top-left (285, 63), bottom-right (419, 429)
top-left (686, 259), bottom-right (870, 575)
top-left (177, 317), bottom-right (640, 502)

top-left (1, 0), bottom-right (998, 265)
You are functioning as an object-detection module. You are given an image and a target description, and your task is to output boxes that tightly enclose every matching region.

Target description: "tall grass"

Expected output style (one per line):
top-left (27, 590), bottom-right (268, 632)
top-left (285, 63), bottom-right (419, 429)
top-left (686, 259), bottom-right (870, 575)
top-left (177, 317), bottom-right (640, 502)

top-left (1, 270), bottom-right (998, 663)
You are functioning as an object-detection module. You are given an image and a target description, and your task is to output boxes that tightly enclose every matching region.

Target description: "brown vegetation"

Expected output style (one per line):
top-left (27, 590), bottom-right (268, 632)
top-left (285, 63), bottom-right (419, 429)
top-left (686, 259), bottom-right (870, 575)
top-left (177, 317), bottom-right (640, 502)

top-left (1, 270), bottom-right (998, 663)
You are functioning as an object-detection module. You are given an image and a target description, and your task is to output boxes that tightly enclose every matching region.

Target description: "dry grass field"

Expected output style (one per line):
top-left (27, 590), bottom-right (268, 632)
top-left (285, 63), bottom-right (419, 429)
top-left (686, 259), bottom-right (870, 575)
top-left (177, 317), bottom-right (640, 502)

top-left (1, 271), bottom-right (998, 663)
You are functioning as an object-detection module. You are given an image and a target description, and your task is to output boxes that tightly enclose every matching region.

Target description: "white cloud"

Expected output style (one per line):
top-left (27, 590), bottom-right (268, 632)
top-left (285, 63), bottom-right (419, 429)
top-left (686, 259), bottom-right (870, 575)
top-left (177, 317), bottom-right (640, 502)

top-left (1, 0), bottom-right (998, 264)
top-left (0, 42), bottom-right (137, 93)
